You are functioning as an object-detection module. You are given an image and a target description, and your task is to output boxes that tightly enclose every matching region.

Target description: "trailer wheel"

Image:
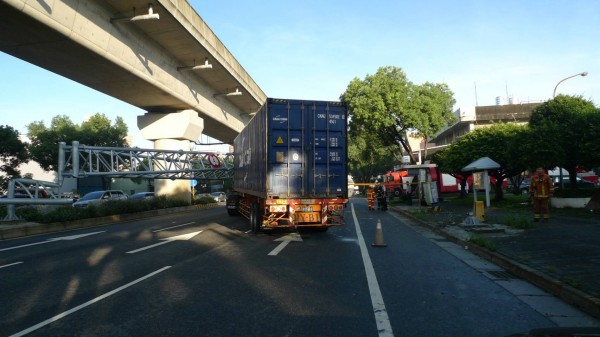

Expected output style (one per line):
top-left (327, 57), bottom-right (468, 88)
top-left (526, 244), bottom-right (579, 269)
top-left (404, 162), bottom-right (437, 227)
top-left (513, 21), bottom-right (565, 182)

top-left (249, 204), bottom-right (255, 230)
top-left (250, 202), bottom-right (261, 233)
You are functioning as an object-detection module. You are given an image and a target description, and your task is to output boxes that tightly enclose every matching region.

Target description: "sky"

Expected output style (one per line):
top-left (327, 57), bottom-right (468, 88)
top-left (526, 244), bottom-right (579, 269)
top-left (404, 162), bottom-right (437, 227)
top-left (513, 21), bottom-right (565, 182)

top-left (0, 0), bottom-right (598, 148)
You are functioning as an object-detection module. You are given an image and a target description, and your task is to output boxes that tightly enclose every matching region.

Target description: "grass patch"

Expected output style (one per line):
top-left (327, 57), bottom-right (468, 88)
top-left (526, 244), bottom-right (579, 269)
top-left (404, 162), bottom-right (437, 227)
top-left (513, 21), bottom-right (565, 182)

top-left (562, 277), bottom-right (582, 289)
top-left (500, 214), bottom-right (534, 229)
top-left (406, 209), bottom-right (430, 221)
top-left (468, 233), bottom-right (496, 251)
top-left (495, 195), bottom-right (531, 209)
top-left (387, 199), bottom-right (404, 206)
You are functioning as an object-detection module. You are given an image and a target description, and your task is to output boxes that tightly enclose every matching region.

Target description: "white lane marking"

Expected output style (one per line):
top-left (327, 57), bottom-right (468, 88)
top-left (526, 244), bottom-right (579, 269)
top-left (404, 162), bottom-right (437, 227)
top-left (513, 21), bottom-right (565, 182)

top-left (126, 231), bottom-right (203, 254)
top-left (268, 240), bottom-right (291, 256)
top-left (275, 233), bottom-right (303, 242)
top-left (152, 222), bottom-right (196, 233)
top-left (47, 231), bottom-right (106, 241)
top-left (351, 203), bottom-right (394, 337)
top-left (0, 261), bottom-right (23, 269)
top-left (9, 266), bottom-right (171, 337)
top-left (268, 233), bottom-right (303, 256)
top-left (0, 231), bottom-right (105, 252)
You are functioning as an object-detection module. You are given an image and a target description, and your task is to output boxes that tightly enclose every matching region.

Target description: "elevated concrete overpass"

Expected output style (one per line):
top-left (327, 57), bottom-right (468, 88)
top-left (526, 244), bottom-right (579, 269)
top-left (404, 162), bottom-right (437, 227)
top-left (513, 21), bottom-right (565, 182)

top-left (0, 0), bottom-right (266, 143)
top-left (0, 0), bottom-right (267, 200)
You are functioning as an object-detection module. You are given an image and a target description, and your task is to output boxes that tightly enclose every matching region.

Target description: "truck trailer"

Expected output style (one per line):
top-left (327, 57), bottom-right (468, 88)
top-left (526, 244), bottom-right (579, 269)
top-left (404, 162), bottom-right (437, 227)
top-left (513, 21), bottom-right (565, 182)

top-left (227, 98), bottom-right (348, 232)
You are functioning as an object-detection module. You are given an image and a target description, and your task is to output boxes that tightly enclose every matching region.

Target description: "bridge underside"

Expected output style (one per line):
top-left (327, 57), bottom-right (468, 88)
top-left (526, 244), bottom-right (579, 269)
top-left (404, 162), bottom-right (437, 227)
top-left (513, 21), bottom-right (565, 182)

top-left (0, 1), bottom-right (266, 143)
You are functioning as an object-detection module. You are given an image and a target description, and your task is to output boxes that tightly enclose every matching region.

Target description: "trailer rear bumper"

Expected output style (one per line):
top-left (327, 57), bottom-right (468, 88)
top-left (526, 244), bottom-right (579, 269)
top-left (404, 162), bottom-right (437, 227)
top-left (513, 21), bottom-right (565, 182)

top-left (264, 198), bottom-right (346, 228)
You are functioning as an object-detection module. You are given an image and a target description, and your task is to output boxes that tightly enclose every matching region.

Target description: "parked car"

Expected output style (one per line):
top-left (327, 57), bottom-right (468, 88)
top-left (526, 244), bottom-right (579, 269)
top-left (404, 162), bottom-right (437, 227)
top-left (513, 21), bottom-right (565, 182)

top-left (129, 192), bottom-right (155, 200)
top-left (553, 177), bottom-right (596, 189)
top-left (72, 190), bottom-right (128, 207)
top-left (518, 178), bottom-right (531, 195)
top-left (211, 191), bottom-right (226, 203)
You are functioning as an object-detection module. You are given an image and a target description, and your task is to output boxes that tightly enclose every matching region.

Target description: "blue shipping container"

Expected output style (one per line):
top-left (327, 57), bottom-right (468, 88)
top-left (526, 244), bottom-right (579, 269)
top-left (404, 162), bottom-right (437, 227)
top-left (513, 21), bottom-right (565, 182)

top-left (233, 98), bottom-right (347, 199)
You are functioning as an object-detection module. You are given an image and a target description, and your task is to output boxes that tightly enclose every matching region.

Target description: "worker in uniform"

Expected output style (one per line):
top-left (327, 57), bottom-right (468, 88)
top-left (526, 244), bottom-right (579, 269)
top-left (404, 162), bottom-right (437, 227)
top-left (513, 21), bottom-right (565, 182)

top-left (376, 184), bottom-right (387, 211)
top-left (367, 186), bottom-right (376, 211)
top-left (529, 167), bottom-right (554, 222)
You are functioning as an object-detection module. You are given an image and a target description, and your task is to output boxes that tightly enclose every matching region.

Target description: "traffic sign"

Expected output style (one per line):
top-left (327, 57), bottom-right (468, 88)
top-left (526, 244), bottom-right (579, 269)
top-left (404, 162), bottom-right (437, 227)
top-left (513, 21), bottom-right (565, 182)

top-left (190, 179), bottom-right (198, 187)
top-left (207, 153), bottom-right (221, 168)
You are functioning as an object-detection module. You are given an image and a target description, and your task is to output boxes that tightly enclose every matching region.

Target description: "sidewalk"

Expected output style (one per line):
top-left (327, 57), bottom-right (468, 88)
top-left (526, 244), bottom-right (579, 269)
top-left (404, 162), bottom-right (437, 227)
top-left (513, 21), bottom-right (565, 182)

top-left (391, 199), bottom-right (600, 318)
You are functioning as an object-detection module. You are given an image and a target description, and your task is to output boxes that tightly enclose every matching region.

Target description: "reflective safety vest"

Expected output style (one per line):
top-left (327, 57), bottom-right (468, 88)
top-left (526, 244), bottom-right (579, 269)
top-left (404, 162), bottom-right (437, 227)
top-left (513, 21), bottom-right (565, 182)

top-left (529, 174), bottom-right (554, 198)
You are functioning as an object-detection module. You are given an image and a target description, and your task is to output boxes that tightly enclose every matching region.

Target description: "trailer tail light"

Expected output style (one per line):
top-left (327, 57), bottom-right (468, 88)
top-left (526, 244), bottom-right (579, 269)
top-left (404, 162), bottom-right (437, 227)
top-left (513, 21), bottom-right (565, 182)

top-left (269, 205), bottom-right (287, 213)
top-left (328, 204), bottom-right (344, 211)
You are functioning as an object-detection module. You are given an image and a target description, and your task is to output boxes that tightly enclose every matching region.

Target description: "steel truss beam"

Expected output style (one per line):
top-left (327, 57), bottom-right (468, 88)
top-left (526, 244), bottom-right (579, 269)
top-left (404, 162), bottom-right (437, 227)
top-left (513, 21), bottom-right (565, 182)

top-left (58, 141), bottom-right (234, 181)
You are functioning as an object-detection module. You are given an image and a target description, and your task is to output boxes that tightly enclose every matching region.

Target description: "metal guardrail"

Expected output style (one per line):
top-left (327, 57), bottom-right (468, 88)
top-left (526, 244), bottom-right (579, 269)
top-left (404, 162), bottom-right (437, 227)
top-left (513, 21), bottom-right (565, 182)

top-left (58, 141), bottom-right (234, 181)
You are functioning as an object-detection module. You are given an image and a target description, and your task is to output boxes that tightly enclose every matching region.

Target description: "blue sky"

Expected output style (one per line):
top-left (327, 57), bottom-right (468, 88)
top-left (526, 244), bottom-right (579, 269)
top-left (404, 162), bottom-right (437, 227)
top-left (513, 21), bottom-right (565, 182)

top-left (0, 0), bottom-right (598, 147)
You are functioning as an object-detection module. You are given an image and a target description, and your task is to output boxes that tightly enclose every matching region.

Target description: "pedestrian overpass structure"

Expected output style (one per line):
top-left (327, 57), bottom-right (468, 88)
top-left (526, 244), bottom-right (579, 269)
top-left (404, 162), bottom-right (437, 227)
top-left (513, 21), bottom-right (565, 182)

top-left (0, 0), bottom-right (266, 200)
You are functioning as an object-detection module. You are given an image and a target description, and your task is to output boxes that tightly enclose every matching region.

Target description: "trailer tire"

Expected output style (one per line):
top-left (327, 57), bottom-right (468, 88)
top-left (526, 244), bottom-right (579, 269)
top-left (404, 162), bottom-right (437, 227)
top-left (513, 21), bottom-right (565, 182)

top-left (249, 204), bottom-right (255, 230)
top-left (250, 202), bottom-right (261, 233)
top-left (227, 208), bottom-right (238, 216)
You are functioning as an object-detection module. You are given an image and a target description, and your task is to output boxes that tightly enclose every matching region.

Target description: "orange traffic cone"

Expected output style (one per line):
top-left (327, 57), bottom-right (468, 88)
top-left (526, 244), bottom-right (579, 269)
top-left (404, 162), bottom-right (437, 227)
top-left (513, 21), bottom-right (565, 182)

top-left (372, 219), bottom-right (387, 247)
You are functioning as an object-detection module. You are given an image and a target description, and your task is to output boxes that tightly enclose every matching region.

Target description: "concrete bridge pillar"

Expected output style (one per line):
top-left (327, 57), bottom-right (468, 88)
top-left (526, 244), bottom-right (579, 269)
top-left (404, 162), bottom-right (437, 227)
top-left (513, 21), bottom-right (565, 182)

top-left (137, 110), bottom-right (204, 202)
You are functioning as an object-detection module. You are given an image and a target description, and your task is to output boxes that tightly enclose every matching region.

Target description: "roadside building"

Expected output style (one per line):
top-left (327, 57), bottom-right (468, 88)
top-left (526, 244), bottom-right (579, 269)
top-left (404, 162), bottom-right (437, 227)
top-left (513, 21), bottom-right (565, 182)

top-left (431, 102), bottom-right (541, 147)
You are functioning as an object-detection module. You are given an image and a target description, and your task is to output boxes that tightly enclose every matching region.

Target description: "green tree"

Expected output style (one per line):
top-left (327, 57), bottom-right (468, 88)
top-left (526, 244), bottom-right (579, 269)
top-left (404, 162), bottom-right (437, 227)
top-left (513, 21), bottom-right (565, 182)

top-left (529, 95), bottom-right (599, 187)
top-left (341, 66), bottom-right (456, 163)
top-left (0, 126), bottom-right (29, 192)
top-left (27, 113), bottom-right (128, 171)
top-left (433, 123), bottom-right (529, 201)
top-left (348, 131), bottom-right (395, 183)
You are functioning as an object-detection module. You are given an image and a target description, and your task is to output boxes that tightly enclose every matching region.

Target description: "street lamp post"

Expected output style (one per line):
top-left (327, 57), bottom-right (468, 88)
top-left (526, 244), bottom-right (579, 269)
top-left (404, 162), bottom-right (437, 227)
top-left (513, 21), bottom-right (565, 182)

top-left (553, 71), bottom-right (588, 97)
top-left (551, 71), bottom-right (588, 189)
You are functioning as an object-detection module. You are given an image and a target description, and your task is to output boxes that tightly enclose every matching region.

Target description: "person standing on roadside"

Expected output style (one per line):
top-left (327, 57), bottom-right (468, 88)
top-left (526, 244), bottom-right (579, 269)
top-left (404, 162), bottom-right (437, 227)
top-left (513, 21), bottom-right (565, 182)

top-left (529, 167), bottom-right (554, 222)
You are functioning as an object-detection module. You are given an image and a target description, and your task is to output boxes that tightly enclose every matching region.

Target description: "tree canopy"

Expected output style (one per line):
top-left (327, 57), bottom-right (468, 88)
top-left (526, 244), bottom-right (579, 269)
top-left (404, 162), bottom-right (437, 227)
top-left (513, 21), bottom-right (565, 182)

top-left (348, 130), bottom-right (395, 183)
top-left (0, 125), bottom-right (29, 192)
top-left (433, 123), bottom-right (530, 200)
top-left (341, 66), bottom-right (456, 163)
top-left (529, 95), bottom-right (600, 187)
top-left (27, 113), bottom-right (128, 171)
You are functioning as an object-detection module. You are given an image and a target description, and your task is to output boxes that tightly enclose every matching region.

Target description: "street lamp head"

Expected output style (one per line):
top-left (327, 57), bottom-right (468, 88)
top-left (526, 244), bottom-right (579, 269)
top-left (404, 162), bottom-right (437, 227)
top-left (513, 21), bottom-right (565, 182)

top-left (553, 71), bottom-right (589, 97)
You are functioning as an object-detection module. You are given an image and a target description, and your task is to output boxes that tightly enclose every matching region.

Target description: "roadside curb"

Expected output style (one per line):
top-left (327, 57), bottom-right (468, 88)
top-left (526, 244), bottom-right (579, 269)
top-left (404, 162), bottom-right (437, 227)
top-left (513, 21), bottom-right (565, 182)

top-left (0, 203), bottom-right (220, 241)
top-left (390, 206), bottom-right (600, 319)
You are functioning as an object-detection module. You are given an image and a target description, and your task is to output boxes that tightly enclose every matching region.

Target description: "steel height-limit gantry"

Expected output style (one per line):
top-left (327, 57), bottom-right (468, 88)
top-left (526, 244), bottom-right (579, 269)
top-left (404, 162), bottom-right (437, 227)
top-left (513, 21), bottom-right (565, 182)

top-left (58, 141), bottom-right (234, 181)
top-left (1, 142), bottom-right (234, 221)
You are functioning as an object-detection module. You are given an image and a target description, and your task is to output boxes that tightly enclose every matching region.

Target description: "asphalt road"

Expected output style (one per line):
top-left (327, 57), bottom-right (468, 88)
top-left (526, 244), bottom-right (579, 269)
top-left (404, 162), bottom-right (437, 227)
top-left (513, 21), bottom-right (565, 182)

top-left (1, 199), bottom-right (596, 337)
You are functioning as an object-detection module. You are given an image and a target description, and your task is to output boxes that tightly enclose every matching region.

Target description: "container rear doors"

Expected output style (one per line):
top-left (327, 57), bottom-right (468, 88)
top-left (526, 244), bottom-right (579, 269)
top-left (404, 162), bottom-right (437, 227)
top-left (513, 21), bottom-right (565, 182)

top-left (267, 99), bottom-right (347, 198)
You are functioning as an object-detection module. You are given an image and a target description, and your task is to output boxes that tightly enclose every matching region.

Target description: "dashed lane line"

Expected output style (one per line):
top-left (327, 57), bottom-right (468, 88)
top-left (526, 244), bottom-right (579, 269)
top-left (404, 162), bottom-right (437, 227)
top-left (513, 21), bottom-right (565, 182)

top-left (152, 222), bottom-right (196, 232)
top-left (0, 261), bottom-right (23, 269)
top-left (9, 266), bottom-right (172, 337)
